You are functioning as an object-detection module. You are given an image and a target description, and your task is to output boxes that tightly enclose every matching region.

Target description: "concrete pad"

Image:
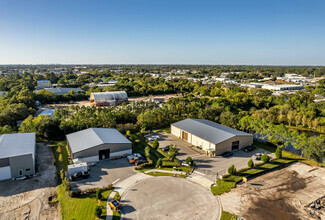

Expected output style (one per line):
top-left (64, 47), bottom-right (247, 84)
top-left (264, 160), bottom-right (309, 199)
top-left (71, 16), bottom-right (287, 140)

top-left (70, 157), bottom-right (136, 191)
top-left (121, 176), bottom-right (221, 220)
top-left (157, 132), bottom-right (203, 160)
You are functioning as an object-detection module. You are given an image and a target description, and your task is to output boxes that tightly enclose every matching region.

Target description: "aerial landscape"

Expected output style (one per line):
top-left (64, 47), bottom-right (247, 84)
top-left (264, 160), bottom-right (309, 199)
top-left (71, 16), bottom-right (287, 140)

top-left (0, 1), bottom-right (324, 220)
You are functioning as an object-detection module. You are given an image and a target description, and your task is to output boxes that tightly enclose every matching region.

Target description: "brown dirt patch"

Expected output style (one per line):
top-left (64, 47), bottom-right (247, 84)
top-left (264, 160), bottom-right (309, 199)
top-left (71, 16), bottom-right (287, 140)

top-left (220, 163), bottom-right (325, 220)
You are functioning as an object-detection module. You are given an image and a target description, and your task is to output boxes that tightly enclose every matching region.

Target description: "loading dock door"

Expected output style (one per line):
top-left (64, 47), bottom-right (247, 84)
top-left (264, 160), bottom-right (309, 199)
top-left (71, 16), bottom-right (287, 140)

top-left (232, 141), bottom-right (239, 150)
top-left (182, 131), bottom-right (188, 141)
top-left (99, 149), bottom-right (110, 160)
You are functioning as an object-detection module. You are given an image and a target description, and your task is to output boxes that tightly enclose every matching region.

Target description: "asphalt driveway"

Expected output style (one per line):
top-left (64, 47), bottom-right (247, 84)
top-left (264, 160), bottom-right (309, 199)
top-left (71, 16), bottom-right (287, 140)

top-left (121, 176), bottom-right (221, 220)
top-left (70, 158), bottom-right (136, 191)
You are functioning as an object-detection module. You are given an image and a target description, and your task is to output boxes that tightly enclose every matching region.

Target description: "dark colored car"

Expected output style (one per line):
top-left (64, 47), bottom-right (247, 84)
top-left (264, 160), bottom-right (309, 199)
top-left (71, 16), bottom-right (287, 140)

top-left (243, 146), bottom-right (256, 152)
top-left (253, 153), bottom-right (262, 160)
top-left (221, 151), bottom-right (233, 158)
top-left (70, 171), bottom-right (90, 181)
top-left (162, 145), bottom-right (170, 152)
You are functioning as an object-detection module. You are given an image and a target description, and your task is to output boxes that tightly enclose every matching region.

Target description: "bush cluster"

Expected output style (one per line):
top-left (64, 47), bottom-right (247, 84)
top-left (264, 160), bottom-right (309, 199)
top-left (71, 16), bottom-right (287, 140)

top-left (69, 184), bottom-right (113, 198)
top-left (228, 164), bottom-right (236, 175)
top-left (261, 153), bottom-right (270, 163)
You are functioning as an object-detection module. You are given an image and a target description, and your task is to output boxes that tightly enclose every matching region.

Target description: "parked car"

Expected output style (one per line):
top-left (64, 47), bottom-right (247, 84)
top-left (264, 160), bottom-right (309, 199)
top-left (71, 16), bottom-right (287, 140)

top-left (147, 135), bottom-right (160, 142)
top-left (135, 158), bottom-right (147, 166)
top-left (69, 171), bottom-right (90, 181)
top-left (127, 153), bottom-right (144, 164)
top-left (243, 145), bottom-right (256, 152)
top-left (221, 151), bottom-right (233, 158)
top-left (253, 152), bottom-right (262, 160)
top-left (162, 145), bottom-right (170, 152)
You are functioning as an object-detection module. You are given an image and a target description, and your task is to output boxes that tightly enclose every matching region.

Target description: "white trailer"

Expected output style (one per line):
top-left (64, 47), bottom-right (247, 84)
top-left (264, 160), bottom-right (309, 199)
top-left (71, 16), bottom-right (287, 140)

top-left (67, 162), bottom-right (89, 176)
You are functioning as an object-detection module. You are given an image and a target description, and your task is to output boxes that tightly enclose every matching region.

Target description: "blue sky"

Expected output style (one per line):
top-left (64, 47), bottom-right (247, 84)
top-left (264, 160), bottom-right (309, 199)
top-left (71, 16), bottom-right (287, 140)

top-left (0, 0), bottom-right (324, 65)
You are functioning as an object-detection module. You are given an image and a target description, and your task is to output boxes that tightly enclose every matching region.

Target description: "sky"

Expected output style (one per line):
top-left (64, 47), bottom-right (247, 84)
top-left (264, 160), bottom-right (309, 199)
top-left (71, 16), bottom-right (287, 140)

top-left (0, 0), bottom-right (324, 65)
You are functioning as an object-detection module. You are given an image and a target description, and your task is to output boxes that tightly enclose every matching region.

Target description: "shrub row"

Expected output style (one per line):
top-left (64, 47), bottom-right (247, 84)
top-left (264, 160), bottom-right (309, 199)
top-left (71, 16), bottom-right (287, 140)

top-left (69, 184), bottom-right (113, 197)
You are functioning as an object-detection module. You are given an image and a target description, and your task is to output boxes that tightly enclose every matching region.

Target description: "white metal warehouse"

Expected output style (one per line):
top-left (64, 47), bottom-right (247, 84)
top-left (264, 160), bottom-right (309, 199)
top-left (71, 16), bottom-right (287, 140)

top-left (0, 133), bottom-right (36, 181)
top-left (171, 119), bottom-right (253, 155)
top-left (66, 128), bottom-right (132, 162)
top-left (90, 91), bottom-right (128, 106)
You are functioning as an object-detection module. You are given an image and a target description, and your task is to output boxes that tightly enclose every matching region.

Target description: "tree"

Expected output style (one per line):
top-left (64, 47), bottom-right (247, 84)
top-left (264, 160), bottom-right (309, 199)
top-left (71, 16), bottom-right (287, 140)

top-left (247, 159), bottom-right (254, 168)
top-left (185, 156), bottom-right (193, 165)
top-left (168, 145), bottom-right (178, 160)
top-left (96, 188), bottom-right (102, 200)
top-left (126, 130), bottom-right (131, 136)
top-left (152, 139), bottom-right (159, 149)
top-left (95, 205), bottom-right (102, 218)
top-left (228, 164), bottom-right (236, 175)
top-left (275, 146), bottom-right (282, 159)
top-left (145, 146), bottom-right (151, 159)
top-left (156, 158), bottom-right (162, 168)
top-left (261, 153), bottom-right (270, 163)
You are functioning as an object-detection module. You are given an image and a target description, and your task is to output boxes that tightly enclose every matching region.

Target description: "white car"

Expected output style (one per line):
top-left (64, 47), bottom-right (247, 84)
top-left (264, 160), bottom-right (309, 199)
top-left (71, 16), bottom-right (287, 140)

top-left (147, 135), bottom-right (159, 142)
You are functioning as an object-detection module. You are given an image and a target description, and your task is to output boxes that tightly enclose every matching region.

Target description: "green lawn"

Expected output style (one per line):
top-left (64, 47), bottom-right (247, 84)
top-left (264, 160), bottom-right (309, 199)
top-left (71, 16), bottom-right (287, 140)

top-left (254, 140), bottom-right (323, 167)
top-left (211, 140), bottom-right (323, 195)
top-left (211, 157), bottom-right (295, 195)
top-left (58, 185), bottom-right (113, 220)
top-left (51, 141), bottom-right (69, 171)
top-left (220, 211), bottom-right (237, 220)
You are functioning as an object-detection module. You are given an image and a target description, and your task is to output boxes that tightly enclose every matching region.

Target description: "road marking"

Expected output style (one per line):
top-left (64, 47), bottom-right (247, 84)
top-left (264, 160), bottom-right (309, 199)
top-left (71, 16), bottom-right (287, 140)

top-left (112, 178), bottom-right (120, 185)
top-left (194, 170), bottom-right (206, 176)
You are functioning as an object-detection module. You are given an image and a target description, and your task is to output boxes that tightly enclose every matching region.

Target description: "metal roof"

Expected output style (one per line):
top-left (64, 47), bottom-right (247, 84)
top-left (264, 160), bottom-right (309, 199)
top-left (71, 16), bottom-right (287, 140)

top-left (171, 119), bottom-right (252, 145)
top-left (43, 87), bottom-right (82, 95)
top-left (66, 128), bottom-right (131, 154)
top-left (90, 91), bottom-right (128, 103)
top-left (39, 109), bottom-right (55, 117)
top-left (0, 133), bottom-right (36, 159)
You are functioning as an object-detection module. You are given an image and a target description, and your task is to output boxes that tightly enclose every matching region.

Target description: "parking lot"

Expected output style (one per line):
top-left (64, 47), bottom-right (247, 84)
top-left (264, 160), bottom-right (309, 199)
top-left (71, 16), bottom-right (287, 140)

top-left (192, 148), bottom-right (274, 181)
top-left (148, 132), bottom-right (203, 160)
top-left (70, 157), bottom-right (136, 191)
top-left (150, 132), bottom-right (274, 181)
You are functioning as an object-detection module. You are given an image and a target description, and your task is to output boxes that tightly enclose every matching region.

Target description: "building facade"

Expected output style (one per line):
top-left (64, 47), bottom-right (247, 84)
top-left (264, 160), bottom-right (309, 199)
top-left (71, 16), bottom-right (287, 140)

top-left (66, 128), bottom-right (132, 162)
top-left (171, 119), bottom-right (253, 155)
top-left (0, 133), bottom-right (36, 181)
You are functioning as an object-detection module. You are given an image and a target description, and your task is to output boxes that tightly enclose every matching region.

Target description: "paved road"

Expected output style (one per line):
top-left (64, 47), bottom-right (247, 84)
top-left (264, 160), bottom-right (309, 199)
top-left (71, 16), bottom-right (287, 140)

top-left (121, 176), bottom-right (221, 220)
top-left (106, 172), bottom-right (152, 220)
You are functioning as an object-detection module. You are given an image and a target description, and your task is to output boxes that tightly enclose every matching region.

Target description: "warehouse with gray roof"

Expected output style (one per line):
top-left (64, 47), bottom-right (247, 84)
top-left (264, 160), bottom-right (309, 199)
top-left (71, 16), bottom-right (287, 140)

top-left (171, 119), bottom-right (253, 155)
top-left (66, 128), bottom-right (132, 162)
top-left (0, 133), bottom-right (36, 181)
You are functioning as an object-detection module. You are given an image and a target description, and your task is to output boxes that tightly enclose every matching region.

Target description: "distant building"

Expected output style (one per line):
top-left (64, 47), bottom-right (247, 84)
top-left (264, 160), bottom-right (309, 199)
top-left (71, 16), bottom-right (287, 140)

top-left (39, 109), bottom-right (55, 117)
top-left (41, 87), bottom-right (82, 95)
top-left (90, 91), bottom-right (128, 106)
top-left (261, 84), bottom-right (303, 91)
top-left (0, 133), bottom-right (36, 180)
top-left (171, 119), bottom-right (253, 155)
top-left (66, 128), bottom-right (132, 162)
top-left (37, 80), bottom-right (51, 89)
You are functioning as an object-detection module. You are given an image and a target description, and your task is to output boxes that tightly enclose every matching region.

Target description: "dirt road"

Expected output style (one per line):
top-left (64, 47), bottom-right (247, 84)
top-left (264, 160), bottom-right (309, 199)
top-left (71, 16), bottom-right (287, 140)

top-left (220, 163), bottom-right (325, 220)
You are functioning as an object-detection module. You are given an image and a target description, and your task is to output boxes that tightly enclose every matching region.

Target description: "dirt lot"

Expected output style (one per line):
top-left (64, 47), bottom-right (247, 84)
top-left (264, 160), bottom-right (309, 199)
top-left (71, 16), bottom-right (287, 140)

top-left (220, 163), bottom-right (325, 220)
top-left (128, 93), bottom-right (180, 102)
top-left (0, 143), bottom-right (59, 220)
top-left (122, 176), bottom-right (221, 220)
top-left (70, 157), bottom-right (136, 191)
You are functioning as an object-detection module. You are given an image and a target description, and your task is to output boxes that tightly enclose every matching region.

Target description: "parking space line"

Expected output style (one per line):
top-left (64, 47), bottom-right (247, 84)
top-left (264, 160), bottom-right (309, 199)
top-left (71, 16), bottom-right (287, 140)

top-left (112, 178), bottom-right (120, 185)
